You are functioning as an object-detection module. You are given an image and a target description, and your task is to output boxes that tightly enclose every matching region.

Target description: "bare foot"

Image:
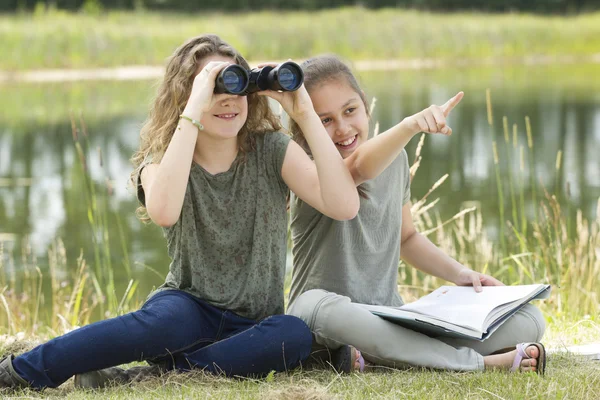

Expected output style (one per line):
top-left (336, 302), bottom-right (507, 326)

top-left (483, 344), bottom-right (539, 372)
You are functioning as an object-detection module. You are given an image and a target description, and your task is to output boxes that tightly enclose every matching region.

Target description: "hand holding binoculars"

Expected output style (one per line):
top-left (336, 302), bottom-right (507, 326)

top-left (214, 61), bottom-right (304, 96)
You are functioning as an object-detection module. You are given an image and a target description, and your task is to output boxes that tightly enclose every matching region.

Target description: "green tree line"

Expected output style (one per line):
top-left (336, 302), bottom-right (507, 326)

top-left (3, 0), bottom-right (598, 13)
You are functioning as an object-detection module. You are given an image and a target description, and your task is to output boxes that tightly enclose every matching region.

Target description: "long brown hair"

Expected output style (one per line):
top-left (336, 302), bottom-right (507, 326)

top-left (289, 54), bottom-right (370, 198)
top-left (130, 34), bottom-right (282, 220)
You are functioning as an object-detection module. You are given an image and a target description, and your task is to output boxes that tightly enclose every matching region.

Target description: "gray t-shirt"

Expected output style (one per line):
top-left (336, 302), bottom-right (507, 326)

top-left (143, 132), bottom-right (291, 321)
top-left (289, 149), bottom-right (411, 307)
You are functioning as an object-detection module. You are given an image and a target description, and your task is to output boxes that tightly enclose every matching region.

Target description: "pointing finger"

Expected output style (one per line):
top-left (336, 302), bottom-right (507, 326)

top-left (442, 91), bottom-right (464, 117)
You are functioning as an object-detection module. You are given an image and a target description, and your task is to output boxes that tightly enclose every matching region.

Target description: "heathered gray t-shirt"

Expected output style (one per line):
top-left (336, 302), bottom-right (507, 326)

top-left (289, 149), bottom-right (411, 307)
top-left (142, 132), bottom-right (291, 321)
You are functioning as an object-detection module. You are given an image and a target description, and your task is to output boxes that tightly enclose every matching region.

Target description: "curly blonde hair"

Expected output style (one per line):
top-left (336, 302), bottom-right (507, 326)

top-left (130, 34), bottom-right (282, 220)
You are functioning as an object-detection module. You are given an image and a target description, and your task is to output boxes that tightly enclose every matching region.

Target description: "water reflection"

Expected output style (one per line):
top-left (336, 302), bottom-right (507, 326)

top-left (1, 63), bottom-right (599, 300)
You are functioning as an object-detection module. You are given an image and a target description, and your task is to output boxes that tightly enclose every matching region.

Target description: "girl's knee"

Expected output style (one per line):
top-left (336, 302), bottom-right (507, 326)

top-left (287, 289), bottom-right (346, 329)
top-left (519, 304), bottom-right (546, 341)
top-left (264, 315), bottom-right (312, 357)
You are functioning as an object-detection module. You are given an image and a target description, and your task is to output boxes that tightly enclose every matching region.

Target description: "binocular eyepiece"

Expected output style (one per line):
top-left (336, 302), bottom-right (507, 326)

top-left (214, 61), bottom-right (304, 96)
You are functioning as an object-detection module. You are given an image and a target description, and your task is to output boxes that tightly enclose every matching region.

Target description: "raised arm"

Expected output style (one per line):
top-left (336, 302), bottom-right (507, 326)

top-left (348, 92), bottom-right (464, 185)
top-left (261, 85), bottom-right (360, 221)
top-left (143, 61), bottom-right (231, 227)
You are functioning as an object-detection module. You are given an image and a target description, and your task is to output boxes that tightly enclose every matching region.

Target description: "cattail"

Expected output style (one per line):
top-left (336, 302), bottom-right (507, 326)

top-left (513, 123), bottom-right (518, 149)
top-left (492, 141), bottom-right (499, 165)
top-left (556, 150), bottom-right (562, 171)
top-left (520, 146), bottom-right (525, 172)
top-left (79, 111), bottom-right (88, 138)
top-left (525, 116), bottom-right (533, 149)
top-left (70, 113), bottom-right (78, 142)
top-left (486, 89), bottom-right (493, 126)
top-left (369, 97), bottom-right (377, 116)
top-left (503, 116), bottom-right (509, 144)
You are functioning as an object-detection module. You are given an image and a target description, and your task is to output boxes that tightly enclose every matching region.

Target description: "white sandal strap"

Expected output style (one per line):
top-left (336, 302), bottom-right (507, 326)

top-left (510, 343), bottom-right (531, 372)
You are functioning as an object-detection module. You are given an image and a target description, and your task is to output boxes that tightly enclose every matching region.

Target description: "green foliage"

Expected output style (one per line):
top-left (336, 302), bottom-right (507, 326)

top-left (1, 0), bottom-right (598, 13)
top-left (1, 9), bottom-right (600, 71)
top-left (81, 0), bottom-right (104, 15)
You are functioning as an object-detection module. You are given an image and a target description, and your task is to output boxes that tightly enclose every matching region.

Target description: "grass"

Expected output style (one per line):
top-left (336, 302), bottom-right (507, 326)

top-left (1, 8), bottom-right (600, 71)
top-left (0, 317), bottom-right (599, 399)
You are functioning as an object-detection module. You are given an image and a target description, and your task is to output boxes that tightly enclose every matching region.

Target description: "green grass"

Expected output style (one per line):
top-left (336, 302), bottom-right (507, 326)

top-left (1, 8), bottom-right (600, 71)
top-left (1, 317), bottom-right (599, 399)
top-left (1, 359), bottom-right (599, 399)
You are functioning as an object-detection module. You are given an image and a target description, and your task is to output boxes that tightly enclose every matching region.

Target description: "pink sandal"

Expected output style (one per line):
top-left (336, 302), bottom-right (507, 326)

top-left (510, 342), bottom-right (546, 375)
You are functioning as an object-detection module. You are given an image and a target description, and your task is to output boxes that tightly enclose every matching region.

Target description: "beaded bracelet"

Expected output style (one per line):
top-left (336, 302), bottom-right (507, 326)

top-left (179, 115), bottom-right (204, 131)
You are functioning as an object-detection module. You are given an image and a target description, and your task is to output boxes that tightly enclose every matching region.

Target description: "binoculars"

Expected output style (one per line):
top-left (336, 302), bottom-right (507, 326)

top-left (214, 61), bottom-right (304, 96)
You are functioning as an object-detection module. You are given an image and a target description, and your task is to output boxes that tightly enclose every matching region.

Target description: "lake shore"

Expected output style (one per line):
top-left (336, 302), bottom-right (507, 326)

top-left (2, 53), bottom-right (600, 84)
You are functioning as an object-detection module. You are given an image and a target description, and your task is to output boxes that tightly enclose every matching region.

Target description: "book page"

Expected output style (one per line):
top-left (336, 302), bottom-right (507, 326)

top-left (399, 284), bottom-right (545, 331)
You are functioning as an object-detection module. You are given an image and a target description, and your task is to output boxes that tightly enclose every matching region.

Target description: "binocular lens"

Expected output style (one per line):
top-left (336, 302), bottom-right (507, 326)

top-left (222, 69), bottom-right (246, 93)
top-left (215, 65), bottom-right (249, 95)
top-left (276, 65), bottom-right (302, 91)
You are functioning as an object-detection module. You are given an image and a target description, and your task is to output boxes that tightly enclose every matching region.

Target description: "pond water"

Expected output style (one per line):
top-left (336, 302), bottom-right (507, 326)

top-left (1, 62), bottom-right (599, 302)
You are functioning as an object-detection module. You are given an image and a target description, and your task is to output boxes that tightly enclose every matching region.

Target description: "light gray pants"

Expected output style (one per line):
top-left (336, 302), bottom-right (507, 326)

top-left (287, 289), bottom-right (546, 371)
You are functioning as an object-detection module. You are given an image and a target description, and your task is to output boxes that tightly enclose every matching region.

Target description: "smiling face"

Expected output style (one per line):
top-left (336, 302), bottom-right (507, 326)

top-left (196, 54), bottom-right (249, 141)
top-left (309, 78), bottom-right (370, 159)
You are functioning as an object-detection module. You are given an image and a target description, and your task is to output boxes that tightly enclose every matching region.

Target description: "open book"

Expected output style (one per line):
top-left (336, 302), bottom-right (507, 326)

top-left (358, 284), bottom-right (551, 341)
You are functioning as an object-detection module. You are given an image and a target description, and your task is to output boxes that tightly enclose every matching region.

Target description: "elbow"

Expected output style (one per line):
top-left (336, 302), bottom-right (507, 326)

top-left (401, 229), bottom-right (418, 245)
top-left (147, 201), bottom-right (179, 228)
top-left (330, 195), bottom-right (360, 221)
top-left (153, 215), bottom-right (178, 228)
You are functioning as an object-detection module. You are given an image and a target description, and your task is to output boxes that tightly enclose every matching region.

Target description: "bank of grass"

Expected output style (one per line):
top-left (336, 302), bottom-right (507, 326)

top-left (1, 8), bottom-right (600, 71)
top-left (1, 321), bottom-right (599, 399)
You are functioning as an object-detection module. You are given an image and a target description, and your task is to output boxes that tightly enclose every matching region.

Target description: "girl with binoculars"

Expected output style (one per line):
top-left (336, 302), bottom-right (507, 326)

top-left (0, 34), bottom-right (359, 390)
top-left (287, 55), bottom-right (547, 375)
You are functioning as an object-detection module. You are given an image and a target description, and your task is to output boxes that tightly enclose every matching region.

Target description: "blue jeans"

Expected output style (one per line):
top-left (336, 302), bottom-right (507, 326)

top-left (12, 290), bottom-right (312, 389)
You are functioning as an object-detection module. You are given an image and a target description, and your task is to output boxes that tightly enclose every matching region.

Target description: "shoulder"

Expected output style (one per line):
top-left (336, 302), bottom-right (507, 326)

top-left (385, 148), bottom-right (409, 175)
top-left (255, 132), bottom-right (293, 165)
top-left (259, 131), bottom-right (291, 148)
top-left (398, 148), bottom-right (409, 164)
